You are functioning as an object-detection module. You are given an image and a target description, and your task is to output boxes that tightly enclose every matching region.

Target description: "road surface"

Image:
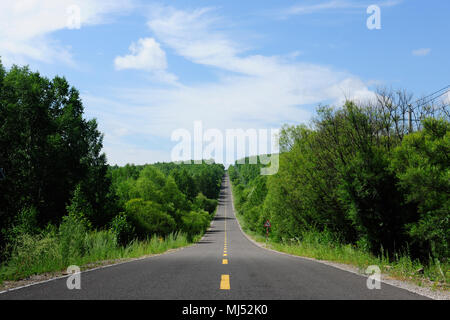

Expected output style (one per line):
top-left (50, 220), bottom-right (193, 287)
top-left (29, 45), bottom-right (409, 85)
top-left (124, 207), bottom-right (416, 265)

top-left (0, 174), bottom-right (429, 300)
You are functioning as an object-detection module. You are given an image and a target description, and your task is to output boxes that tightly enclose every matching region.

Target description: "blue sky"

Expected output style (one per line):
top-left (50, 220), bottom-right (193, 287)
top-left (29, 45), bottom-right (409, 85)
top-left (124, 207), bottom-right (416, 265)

top-left (1, 0), bottom-right (449, 165)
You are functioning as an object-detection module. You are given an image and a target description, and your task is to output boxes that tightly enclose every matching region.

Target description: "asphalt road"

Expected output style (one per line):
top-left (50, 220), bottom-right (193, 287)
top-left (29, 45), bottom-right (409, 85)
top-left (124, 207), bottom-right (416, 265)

top-left (0, 174), bottom-right (429, 300)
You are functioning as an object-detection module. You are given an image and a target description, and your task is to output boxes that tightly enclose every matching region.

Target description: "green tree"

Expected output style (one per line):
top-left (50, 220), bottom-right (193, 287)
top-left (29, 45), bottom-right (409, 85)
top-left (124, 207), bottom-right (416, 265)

top-left (0, 61), bottom-right (109, 254)
top-left (124, 199), bottom-right (176, 239)
top-left (181, 210), bottom-right (210, 240)
top-left (390, 118), bottom-right (450, 260)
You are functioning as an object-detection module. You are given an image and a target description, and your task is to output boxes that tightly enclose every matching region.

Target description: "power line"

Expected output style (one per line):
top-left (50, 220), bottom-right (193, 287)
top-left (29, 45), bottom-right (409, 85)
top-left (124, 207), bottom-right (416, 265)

top-left (413, 85), bottom-right (450, 107)
top-left (417, 90), bottom-right (449, 108)
top-left (405, 85), bottom-right (450, 132)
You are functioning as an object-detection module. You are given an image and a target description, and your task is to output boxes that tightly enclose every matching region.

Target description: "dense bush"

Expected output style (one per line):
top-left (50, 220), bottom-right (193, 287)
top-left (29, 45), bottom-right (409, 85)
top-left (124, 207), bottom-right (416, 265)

top-left (181, 210), bottom-right (211, 241)
top-left (110, 212), bottom-right (135, 246)
top-left (59, 212), bottom-right (90, 264)
top-left (193, 193), bottom-right (218, 215)
top-left (124, 199), bottom-right (176, 239)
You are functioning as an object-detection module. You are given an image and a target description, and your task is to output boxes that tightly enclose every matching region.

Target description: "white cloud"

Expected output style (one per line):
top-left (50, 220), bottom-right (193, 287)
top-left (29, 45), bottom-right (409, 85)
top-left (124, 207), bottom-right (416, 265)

top-left (83, 6), bottom-right (376, 165)
top-left (147, 7), bottom-right (242, 72)
top-left (145, 6), bottom-right (374, 99)
top-left (114, 37), bottom-right (178, 84)
top-left (115, 38), bottom-right (167, 71)
top-left (0, 0), bottom-right (135, 66)
top-left (412, 48), bottom-right (431, 57)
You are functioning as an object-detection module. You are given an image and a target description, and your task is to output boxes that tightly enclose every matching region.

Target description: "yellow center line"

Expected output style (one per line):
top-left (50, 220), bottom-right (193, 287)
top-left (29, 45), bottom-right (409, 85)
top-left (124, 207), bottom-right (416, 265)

top-left (219, 183), bottom-right (230, 291)
top-left (220, 274), bottom-right (230, 290)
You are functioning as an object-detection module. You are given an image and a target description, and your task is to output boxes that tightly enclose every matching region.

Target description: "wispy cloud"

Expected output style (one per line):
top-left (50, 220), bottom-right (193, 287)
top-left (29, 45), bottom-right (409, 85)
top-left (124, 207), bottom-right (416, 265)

top-left (146, 6), bottom-right (242, 72)
top-left (279, 0), bottom-right (402, 18)
top-left (86, 5), bottom-right (376, 165)
top-left (0, 0), bottom-right (135, 66)
top-left (412, 48), bottom-right (431, 57)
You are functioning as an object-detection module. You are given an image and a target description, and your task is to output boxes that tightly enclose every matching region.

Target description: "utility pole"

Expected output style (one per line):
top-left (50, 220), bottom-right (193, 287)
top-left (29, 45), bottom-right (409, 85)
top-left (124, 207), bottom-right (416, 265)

top-left (408, 104), bottom-right (413, 133)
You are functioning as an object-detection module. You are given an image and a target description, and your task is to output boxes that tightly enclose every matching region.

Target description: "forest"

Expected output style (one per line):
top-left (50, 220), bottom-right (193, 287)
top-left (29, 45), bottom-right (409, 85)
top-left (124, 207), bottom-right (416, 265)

top-left (0, 61), bottom-right (224, 281)
top-left (229, 94), bottom-right (449, 281)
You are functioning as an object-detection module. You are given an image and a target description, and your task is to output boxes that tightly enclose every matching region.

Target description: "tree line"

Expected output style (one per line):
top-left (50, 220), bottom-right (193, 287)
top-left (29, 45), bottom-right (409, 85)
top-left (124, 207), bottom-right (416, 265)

top-left (0, 60), bottom-right (224, 271)
top-left (229, 92), bottom-right (449, 264)
top-left (108, 162), bottom-right (224, 243)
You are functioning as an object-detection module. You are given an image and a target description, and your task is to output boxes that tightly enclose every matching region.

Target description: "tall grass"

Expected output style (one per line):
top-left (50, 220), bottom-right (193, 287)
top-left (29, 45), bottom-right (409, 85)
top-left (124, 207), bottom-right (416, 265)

top-left (0, 202), bottom-right (216, 285)
top-left (235, 210), bottom-right (449, 290)
top-left (0, 230), bottom-right (191, 283)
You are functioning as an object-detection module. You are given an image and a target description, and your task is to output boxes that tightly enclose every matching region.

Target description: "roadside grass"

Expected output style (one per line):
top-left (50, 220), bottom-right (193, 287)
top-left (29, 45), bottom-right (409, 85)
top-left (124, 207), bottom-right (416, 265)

top-left (230, 185), bottom-right (449, 292)
top-left (0, 231), bottom-right (192, 284)
top-left (0, 202), bottom-right (220, 287)
top-left (0, 201), bottom-right (220, 287)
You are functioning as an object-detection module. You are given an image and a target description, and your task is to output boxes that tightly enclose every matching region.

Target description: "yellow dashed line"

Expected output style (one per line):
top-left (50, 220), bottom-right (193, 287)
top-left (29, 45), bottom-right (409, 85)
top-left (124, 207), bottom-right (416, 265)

top-left (220, 193), bottom-right (230, 290)
top-left (220, 274), bottom-right (230, 290)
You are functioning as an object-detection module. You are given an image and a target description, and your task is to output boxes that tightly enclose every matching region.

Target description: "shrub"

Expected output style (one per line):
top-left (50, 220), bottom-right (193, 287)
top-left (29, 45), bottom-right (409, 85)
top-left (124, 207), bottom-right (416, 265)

top-left (124, 199), bottom-right (176, 239)
top-left (3, 233), bottom-right (60, 280)
top-left (110, 212), bottom-right (135, 245)
top-left (6, 206), bottom-right (40, 249)
top-left (194, 193), bottom-right (218, 215)
top-left (59, 212), bottom-right (89, 264)
top-left (181, 210), bottom-right (210, 240)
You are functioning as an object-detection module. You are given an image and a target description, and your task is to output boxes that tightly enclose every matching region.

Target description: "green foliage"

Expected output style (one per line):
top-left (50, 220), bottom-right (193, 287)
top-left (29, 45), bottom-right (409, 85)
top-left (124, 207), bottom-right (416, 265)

top-left (171, 168), bottom-right (198, 201)
top-left (110, 212), bottom-right (135, 245)
top-left (181, 210), bottom-right (210, 240)
top-left (8, 206), bottom-right (40, 240)
top-left (109, 162), bottom-right (223, 241)
top-left (66, 184), bottom-right (94, 224)
top-left (0, 62), bottom-right (110, 253)
top-left (390, 118), bottom-right (450, 260)
top-left (124, 199), bottom-right (176, 239)
top-left (0, 61), bottom-right (224, 281)
top-left (2, 233), bottom-right (60, 280)
top-left (193, 192), bottom-right (218, 214)
top-left (0, 229), bottom-right (190, 282)
top-left (230, 102), bottom-right (449, 265)
top-left (161, 176), bottom-right (190, 223)
top-left (59, 212), bottom-right (90, 264)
